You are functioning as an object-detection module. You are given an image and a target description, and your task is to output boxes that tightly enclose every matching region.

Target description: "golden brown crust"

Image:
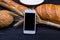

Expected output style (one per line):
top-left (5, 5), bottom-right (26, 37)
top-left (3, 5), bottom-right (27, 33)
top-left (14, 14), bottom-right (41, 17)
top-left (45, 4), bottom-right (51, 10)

top-left (3, 0), bottom-right (29, 12)
top-left (36, 4), bottom-right (60, 24)
top-left (0, 10), bottom-right (14, 28)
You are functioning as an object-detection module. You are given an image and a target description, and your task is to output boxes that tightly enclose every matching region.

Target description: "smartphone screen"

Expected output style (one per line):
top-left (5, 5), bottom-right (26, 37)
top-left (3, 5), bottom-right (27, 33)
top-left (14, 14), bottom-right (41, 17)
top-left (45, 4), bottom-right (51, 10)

top-left (25, 13), bottom-right (35, 31)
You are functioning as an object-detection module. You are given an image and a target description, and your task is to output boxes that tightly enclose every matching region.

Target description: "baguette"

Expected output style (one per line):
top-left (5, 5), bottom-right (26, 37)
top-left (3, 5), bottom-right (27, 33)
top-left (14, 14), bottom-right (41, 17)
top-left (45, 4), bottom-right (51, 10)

top-left (36, 4), bottom-right (60, 24)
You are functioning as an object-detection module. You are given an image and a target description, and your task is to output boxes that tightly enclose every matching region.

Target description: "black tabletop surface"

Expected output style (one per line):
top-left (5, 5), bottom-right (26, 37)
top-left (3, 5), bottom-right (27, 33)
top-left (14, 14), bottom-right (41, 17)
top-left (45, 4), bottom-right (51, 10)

top-left (0, 0), bottom-right (60, 40)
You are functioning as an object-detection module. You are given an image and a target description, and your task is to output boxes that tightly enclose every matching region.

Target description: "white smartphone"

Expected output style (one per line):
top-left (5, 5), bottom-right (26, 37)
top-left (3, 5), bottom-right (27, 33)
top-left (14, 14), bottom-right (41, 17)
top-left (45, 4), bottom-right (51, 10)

top-left (23, 9), bottom-right (36, 34)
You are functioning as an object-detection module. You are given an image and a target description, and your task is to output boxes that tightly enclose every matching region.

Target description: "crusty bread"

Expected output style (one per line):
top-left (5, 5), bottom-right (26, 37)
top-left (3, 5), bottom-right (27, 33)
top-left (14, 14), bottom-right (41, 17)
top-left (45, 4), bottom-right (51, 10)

top-left (0, 10), bottom-right (14, 28)
top-left (36, 4), bottom-right (60, 24)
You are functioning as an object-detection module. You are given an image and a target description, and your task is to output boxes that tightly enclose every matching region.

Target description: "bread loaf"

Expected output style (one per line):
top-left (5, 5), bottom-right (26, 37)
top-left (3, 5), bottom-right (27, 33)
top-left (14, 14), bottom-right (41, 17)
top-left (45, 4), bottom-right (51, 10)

top-left (36, 4), bottom-right (60, 24)
top-left (0, 10), bottom-right (14, 28)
